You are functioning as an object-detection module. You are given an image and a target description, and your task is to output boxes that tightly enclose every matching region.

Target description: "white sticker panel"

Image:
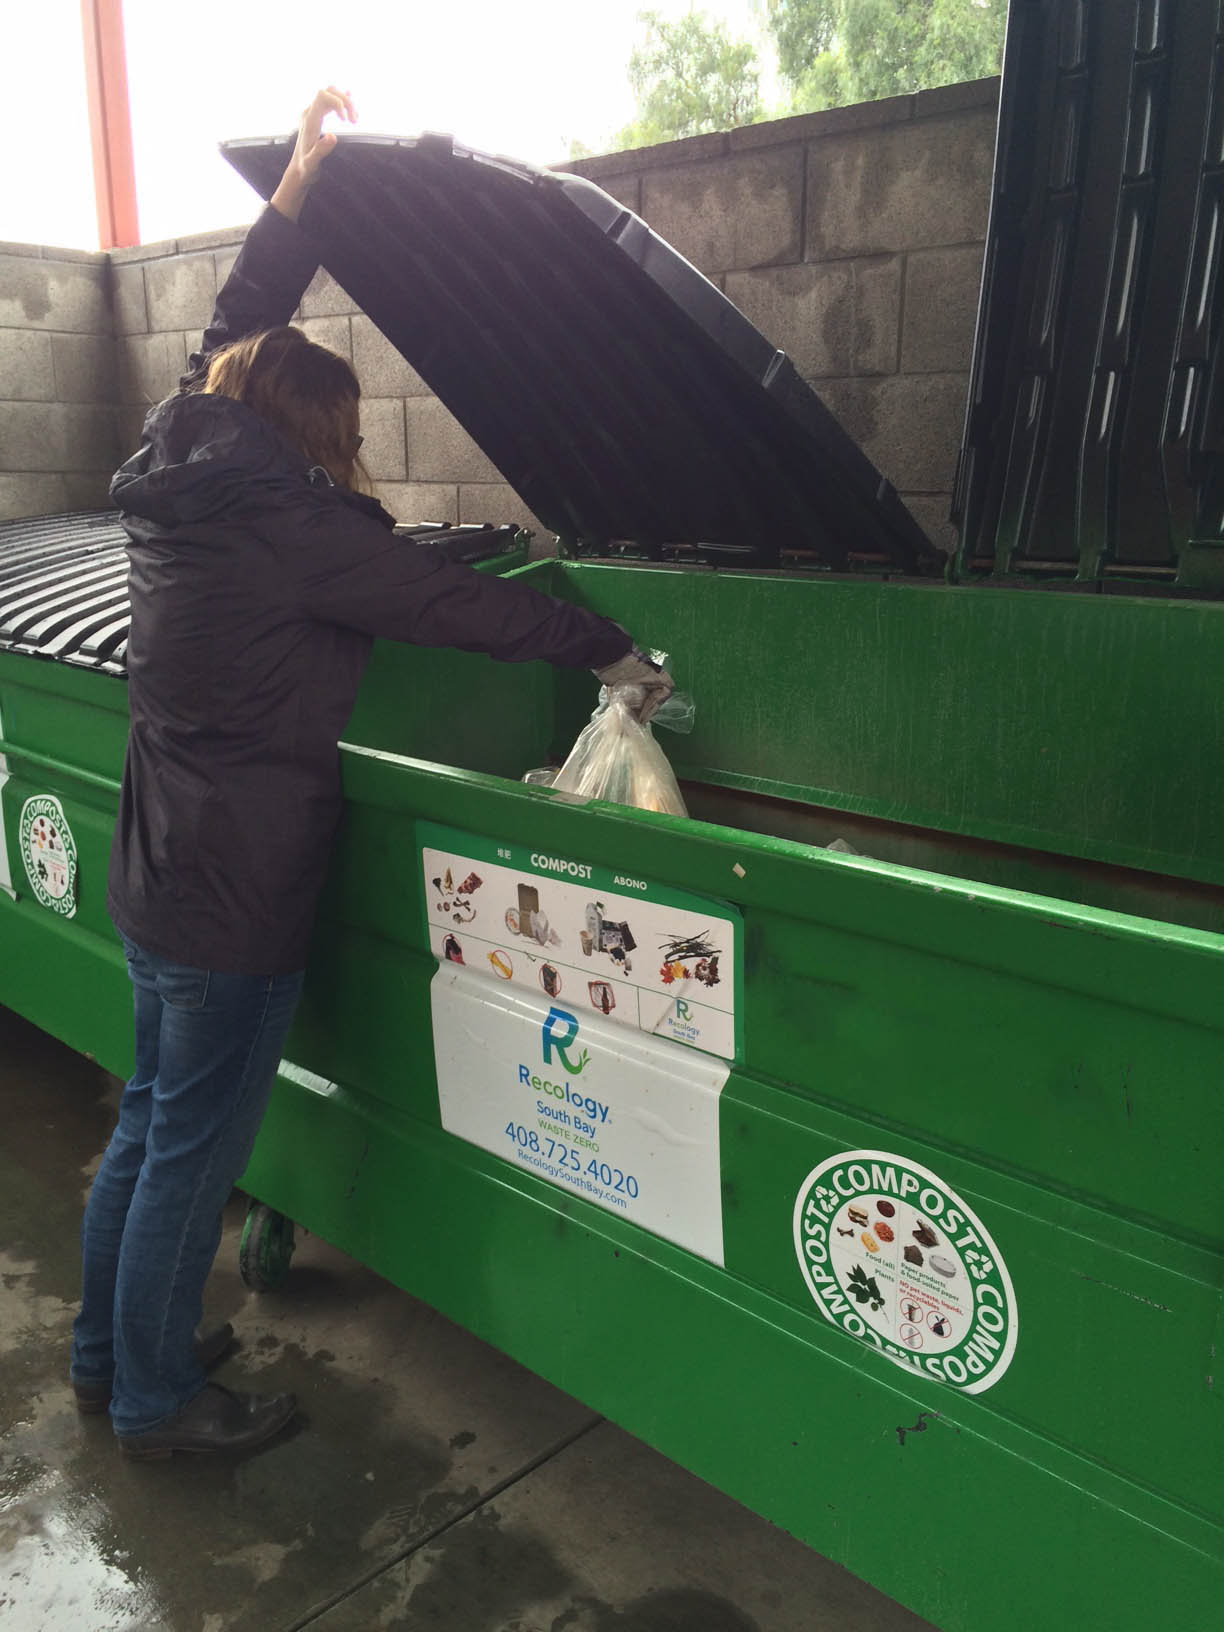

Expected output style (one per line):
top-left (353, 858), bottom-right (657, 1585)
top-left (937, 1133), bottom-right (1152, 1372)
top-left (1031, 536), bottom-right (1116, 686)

top-left (432, 965), bottom-right (731, 1265)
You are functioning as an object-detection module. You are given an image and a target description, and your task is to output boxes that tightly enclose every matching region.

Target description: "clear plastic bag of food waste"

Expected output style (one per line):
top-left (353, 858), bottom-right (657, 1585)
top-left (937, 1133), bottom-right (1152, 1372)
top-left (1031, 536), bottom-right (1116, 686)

top-left (551, 653), bottom-right (693, 817)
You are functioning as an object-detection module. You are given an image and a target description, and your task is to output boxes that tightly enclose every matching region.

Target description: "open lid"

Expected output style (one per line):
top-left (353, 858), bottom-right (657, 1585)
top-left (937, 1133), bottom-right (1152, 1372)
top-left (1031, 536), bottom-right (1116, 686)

top-left (222, 132), bottom-right (937, 573)
top-left (953, 0), bottom-right (1224, 594)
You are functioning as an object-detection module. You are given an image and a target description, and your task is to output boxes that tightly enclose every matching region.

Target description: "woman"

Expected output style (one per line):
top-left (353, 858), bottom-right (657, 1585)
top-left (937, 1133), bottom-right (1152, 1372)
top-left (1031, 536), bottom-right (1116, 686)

top-left (70, 88), bottom-right (671, 1461)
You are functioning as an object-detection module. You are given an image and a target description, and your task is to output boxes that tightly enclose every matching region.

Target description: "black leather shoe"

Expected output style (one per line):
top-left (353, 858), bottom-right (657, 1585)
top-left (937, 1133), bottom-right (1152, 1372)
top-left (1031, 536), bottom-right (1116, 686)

top-left (73, 1323), bottom-right (237, 1414)
top-left (117, 1382), bottom-right (297, 1460)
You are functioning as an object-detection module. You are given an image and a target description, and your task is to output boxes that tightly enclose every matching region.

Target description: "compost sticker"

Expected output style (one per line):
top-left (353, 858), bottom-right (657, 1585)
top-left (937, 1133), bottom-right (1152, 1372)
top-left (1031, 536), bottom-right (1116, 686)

top-left (419, 822), bottom-right (741, 1061)
top-left (793, 1150), bottom-right (1017, 1394)
top-left (19, 794), bottom-right (78, 917)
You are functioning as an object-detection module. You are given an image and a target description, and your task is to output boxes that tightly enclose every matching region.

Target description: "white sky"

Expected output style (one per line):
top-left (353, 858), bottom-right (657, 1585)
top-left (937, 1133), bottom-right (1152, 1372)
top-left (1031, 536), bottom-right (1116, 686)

top-left (8, 0), bottom-right (776, 251)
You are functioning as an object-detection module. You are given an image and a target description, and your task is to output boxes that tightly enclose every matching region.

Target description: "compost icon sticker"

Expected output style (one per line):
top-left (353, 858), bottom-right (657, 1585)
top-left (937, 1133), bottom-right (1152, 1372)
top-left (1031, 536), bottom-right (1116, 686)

top-left (19, 794), bottom-right (78, 917)
top-left (793, 1149), bottom-right (1017, 1394)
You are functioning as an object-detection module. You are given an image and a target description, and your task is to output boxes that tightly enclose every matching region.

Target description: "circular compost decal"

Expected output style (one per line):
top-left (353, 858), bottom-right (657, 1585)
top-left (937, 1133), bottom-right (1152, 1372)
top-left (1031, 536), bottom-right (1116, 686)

top-left (20, 794), bottom-right (78, 917)
top-left (793, 1149), bottom-right (1017, 1394)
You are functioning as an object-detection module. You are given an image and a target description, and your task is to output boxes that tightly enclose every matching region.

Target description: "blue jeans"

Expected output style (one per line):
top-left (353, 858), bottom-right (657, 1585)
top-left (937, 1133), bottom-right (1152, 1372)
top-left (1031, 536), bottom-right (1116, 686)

top-left (71, 934), bottom-right (304, 1435)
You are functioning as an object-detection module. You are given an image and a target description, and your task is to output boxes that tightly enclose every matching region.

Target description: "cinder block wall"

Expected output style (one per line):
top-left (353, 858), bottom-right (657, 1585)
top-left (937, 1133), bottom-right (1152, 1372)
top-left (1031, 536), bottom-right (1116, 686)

top-left (0, 244), bottom-right (119, 521)
top-left (567, 77), bottom-right (998, 551)
top-left (3, 79), bottom-right (998, 547)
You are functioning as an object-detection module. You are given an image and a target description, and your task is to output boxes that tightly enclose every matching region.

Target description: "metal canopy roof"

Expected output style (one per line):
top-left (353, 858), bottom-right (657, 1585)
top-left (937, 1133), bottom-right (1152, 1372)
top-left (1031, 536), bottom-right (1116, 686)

top-left (223, 131), bottom-right (938, 574)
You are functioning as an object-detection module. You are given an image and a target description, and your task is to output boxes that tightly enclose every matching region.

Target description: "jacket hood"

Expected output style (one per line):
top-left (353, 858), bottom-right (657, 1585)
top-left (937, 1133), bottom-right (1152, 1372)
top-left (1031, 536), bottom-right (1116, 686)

top-left (111, 392), bottom-right (320, 527)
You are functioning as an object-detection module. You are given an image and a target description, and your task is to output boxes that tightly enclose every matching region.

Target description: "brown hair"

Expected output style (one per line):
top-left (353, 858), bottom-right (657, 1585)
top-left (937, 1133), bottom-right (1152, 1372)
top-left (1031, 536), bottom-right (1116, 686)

top-left (200, 325), bottom-right (369, 491)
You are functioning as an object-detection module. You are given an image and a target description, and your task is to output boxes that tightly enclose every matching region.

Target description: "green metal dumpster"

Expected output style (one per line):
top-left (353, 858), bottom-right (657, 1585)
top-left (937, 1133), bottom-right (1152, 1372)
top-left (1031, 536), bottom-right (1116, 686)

top-left (4, 6), bottom-right (1224, 1623)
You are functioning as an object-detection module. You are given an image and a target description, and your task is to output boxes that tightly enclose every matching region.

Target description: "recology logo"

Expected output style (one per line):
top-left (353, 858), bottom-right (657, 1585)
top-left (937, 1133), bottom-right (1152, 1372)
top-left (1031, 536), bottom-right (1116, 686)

top-left (541, 1006), bottom-right (589, 1075)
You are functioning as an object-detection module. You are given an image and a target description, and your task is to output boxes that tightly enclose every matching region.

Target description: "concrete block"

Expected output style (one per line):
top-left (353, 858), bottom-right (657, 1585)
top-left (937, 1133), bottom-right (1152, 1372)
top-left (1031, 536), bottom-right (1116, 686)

top-left (42, 246), bottom-right (109, 266)
top-left (731, 96), bottom-right (913, 151)
top-left (52, 334), bottom-right (119, 403)
top-left (372, 481), bottom-right (459, 525)
top-left (915, 76), bottom-right (1000, 121)
top-left (642, 146), bottom-right (804, 275)
top-left (358, 398), bottom-right (406, 482)
top-left (63, 470), bottom-right (117, 512)
top-left (0, 256), bottom-right (109, 334)
top-left (176, 225), bottom-right (248, 254)
top-left (726, 256), bottom-right (901, 378)
top-left (0, 402), bottom-right (118, 473)
top-left (458, 483), bottom-right (551, 539)
top-left (0, 472), bottom-right (68, 520)
top-left (900, 492), bottom-right (959, 554)
top-left (111, 262), bottom-right (148, 335)
top-left (901, 245), bottom-right (985, 373)
top-left (406, 397), bottom-right (500, 484)
top-left (566, 132), bottom-right (729, 181)
top-left (299, 315), bottom-right (352, 360)
top-left (813, 372), bottom-right (969, 492)
top-left (0, 241), bottom-right (42, 259)
top-left (214, 247), bottom-right (240, 293)
top-left (301, 266), bottom-right (357, 318)
top-left (596, 175), bottom-right (642, 215)
top-left (806, 111), bottom-right (995, 259)
top-left (0, 330), bottom-right (55, 400)
top-left (116, 407), bottom-right (148, 460)
top-left (144, 253), bottom-right (217, 335)
top-left (118, 332), bottom-right (188, 407)
top-left (110, 237), bottom-right (177, 264)
top-left (352, 315), bottom-right (430, 397)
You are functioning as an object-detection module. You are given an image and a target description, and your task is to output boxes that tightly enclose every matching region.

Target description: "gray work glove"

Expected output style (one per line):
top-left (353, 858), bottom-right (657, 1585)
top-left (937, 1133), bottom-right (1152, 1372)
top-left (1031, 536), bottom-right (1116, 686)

top-left (594, 646), bottom-right (676, 724)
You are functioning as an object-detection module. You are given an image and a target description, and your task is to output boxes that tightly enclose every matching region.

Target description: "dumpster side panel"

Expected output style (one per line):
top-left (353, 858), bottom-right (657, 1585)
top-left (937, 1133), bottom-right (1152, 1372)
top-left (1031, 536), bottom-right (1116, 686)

top-left (535, 563), bottom-right (1224, 888)
top-left (253, 746), bottom-right (1223, 1632)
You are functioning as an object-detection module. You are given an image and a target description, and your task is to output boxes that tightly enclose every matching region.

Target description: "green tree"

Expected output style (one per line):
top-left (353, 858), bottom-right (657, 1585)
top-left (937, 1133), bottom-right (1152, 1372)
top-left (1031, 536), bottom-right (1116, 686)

top-left (615, 10), bottom-right (763, 150)
top-left (767, 0), bottom-right (1007, 113)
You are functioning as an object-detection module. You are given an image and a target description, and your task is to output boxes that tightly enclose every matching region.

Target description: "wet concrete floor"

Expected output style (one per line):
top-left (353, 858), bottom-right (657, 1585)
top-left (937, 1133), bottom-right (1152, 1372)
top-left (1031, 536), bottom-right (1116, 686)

top-left (0, 1004), bottom-right (936, 1632)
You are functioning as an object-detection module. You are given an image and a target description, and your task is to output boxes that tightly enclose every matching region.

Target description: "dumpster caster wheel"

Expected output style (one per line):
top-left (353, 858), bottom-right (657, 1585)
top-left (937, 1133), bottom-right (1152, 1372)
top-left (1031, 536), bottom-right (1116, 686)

top-left (239, 1201), bottom-right (296, 1292)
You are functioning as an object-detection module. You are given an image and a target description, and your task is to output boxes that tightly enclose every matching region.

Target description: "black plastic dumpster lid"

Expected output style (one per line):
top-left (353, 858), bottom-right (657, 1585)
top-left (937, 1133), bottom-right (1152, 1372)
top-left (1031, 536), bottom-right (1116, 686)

top-left (222, 132), bottom-right (937, 573)
top-left (953, 0), bottom-right (1224, 594)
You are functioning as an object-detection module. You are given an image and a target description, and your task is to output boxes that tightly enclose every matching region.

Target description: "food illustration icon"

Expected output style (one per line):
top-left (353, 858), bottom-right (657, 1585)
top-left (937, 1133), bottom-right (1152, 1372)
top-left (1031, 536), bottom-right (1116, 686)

top-left (442, 868), bottom-right (454, 895)
top-left (458, 872), bottom-right (483, 895)
top-left (874, 1221), bottom-right (895, 1243)
top-left (930, 1254), bottom-right (957, 1279)
top-left (861, 1232), bottom-right (879, 1253)
top-left (912, 1219), bottom-right (939, 1247)
top-left (487, 950), bottom-right (513, 980)
top-left (847, 1205), bottom-right (869, 1227)
top-left (876, 1200), bottom-right (896, 1218)
top-left (836, 1226), bottom-right (855, 1238)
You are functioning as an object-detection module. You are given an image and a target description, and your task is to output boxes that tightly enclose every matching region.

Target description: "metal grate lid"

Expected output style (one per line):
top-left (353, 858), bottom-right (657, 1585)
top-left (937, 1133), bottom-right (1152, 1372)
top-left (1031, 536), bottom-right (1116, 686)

top-left (0, 511), bottom-right (131, 674)
top-left (0, 512), bottom-right (526, 674)
top-left (222, 132), bottom-right (938, 574)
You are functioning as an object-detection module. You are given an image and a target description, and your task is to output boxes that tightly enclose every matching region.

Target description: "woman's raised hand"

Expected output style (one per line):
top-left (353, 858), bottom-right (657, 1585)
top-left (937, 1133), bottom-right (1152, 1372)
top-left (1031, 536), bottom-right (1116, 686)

top-left (271, 87), bottom-right (358, 222)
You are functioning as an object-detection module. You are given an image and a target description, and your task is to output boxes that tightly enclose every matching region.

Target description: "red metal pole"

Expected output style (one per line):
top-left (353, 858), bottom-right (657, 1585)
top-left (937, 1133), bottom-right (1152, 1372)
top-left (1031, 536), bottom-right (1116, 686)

top-left (80, 0), bottom-right (140, 249)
